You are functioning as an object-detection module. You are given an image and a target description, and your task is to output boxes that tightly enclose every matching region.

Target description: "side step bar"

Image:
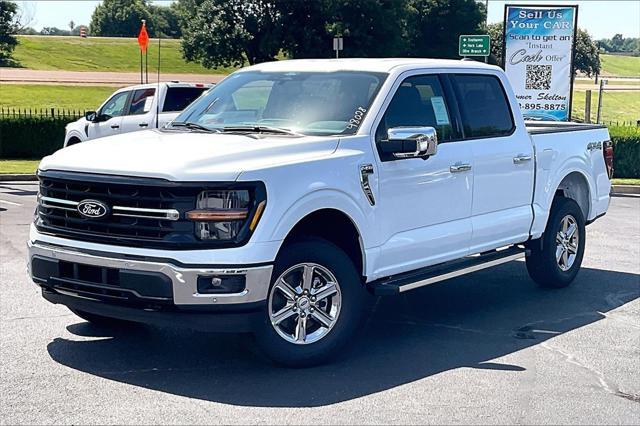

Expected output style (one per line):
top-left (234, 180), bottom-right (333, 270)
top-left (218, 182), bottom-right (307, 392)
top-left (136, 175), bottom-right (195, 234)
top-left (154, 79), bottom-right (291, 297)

top-left (369, 246), bottom-right (528, 296)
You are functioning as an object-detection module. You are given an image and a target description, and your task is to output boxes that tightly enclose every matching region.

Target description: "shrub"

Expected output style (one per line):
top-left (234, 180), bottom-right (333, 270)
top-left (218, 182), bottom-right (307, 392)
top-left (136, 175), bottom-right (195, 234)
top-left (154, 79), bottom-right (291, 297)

top-left (609, 126), bottom-right (640, 178)
top-left (0, 116), bottom-right (69, 158)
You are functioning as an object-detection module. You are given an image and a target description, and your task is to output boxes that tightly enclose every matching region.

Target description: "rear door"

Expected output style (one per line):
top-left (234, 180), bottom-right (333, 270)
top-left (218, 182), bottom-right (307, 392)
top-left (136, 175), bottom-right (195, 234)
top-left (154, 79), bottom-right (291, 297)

top-left (120, 88), bottom-right (156, 133)
top-left (450, 73), bottom-right (534, 253)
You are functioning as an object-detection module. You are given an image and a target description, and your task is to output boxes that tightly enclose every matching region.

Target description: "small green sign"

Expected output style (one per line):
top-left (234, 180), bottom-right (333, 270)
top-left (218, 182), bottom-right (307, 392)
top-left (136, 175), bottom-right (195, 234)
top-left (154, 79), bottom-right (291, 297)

top-left (459, 35), bottom-right (490, 56)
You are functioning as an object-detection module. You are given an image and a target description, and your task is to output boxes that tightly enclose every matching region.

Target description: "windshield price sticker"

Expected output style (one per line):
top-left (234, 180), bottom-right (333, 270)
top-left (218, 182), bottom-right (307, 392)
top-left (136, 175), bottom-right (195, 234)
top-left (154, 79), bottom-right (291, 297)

top-left (503, 5), bottom-right (577, 121)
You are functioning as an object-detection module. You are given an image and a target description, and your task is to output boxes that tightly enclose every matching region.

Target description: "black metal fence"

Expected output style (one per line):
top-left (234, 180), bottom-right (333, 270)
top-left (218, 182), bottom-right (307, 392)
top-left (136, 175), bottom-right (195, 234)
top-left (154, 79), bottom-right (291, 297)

top-left (0, 107), bottom-right (86, 120)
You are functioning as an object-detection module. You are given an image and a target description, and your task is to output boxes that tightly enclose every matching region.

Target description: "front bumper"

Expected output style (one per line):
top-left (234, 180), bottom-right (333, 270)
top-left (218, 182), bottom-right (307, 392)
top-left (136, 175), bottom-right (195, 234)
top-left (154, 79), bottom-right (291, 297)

top-left (28, 240), bottom-right (274, 331)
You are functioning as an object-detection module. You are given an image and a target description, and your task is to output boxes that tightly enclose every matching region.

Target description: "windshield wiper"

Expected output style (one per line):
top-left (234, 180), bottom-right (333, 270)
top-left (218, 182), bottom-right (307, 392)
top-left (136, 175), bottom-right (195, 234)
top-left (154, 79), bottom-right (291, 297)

top-left (170, 121), bottom-right (220, 132)
top-left (221, 125), bottom-right (300, 136)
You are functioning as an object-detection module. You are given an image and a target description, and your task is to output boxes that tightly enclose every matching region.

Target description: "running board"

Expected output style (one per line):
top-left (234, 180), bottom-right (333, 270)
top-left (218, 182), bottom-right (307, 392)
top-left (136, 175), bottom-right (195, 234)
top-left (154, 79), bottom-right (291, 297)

top-left (369, 246), bottom-right (528, 296)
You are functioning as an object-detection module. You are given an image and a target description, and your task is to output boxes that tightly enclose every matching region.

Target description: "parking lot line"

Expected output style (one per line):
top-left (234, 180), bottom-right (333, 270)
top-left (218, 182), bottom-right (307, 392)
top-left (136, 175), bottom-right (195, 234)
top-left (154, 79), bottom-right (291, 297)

top-left (0, 199), bottom-right (22, 206)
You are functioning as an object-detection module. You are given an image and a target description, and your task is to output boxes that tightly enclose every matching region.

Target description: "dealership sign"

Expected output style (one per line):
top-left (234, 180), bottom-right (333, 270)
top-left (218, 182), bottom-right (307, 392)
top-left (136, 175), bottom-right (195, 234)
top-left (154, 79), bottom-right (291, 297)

top-left (503, 5), bottom-right (578, 121)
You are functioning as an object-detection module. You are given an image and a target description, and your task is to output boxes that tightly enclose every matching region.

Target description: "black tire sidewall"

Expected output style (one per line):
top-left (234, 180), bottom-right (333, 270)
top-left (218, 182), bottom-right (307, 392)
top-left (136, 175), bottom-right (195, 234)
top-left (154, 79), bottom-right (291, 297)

top-left (254, 237), bottom-right (371, 367)
top-left (530, 198), bottom-right (586, 287)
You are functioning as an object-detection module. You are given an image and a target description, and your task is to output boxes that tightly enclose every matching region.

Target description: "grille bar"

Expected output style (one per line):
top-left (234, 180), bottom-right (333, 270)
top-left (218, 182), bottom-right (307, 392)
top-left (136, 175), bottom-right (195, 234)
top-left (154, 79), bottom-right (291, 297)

top-left (39, 195), bottom-right (180, 221)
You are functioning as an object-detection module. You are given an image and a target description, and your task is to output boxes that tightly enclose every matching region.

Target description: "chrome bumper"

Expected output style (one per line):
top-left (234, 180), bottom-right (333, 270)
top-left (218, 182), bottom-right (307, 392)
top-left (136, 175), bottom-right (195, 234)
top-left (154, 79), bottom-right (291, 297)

top-left (28, 241), bottom-right (273, 306)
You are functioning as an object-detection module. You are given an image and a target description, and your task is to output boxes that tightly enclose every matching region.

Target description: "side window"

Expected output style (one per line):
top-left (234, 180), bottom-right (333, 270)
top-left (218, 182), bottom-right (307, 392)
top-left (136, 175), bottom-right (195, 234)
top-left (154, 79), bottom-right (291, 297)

top-left (376, 75), bottom-right (455, 144)
top-left (451, 74), bottom-right (514, 138)
top-left (100, 91), bottom-right (129, 118)
top-left (162, 87), bottom-right (208, 112)
top-left (128, 88), bottom-right (156, 115)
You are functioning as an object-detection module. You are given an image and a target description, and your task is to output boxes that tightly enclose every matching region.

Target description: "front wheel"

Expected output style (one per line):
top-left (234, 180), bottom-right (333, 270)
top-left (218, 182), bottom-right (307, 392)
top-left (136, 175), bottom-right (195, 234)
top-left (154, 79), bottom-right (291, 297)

top-left (526, 197), bottom-right (586, 288)
top-left (254, 237), bottom-right (372, 367)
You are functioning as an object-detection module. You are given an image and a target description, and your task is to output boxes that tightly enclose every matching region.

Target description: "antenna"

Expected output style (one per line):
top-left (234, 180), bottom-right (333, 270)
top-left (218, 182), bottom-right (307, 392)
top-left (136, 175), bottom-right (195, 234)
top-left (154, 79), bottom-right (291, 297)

top-left (156, 32), bottom-right (161, 129)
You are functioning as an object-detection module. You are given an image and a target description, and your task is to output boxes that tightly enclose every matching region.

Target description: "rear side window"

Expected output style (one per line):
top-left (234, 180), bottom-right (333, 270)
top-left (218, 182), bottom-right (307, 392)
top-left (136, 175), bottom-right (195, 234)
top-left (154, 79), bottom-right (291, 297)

top-left (451, 74), bottom-right (514, 138)
top-left (128, 88), bottom-right (155, 115)
top-left (163, 87), bottom-right (208, 112)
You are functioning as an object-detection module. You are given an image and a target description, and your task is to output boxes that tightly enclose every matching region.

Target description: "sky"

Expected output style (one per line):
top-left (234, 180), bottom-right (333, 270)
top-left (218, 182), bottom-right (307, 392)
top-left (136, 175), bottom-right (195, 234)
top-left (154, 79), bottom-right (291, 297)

top-left (18, 0), bottom-right (640, 39)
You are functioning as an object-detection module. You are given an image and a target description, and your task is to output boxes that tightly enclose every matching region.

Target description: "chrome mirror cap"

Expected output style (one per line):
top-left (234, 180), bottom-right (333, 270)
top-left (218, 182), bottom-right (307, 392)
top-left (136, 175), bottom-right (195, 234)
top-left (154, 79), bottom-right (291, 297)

top-left (387, 126), bottom-right (438, 159)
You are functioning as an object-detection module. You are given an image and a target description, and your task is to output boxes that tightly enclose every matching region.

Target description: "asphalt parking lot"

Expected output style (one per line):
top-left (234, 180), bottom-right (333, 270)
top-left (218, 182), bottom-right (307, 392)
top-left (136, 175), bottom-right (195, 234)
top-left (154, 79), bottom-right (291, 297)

top-left (1, 182), bottom-right (638, 425)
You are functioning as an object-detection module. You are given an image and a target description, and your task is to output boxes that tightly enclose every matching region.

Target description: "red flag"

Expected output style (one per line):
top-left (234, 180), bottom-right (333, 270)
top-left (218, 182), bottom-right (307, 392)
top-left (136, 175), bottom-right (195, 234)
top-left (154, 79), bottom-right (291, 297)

top-left (137, 22), bottom-right (149, 53)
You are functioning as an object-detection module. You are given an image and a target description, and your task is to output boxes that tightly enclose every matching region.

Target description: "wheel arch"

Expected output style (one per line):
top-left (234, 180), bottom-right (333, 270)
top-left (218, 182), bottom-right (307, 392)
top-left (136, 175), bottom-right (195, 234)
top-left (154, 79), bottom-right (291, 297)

top-left (553, 171), bottom-right (591, 220)
top-left (277, 208), bottom-right (366, 280)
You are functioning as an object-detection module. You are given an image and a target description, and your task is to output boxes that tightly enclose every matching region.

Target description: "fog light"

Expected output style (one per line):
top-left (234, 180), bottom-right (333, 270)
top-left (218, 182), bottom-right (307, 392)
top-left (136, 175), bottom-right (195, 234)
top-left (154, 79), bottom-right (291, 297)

top-left (197, 275), bottom-right (246, 294)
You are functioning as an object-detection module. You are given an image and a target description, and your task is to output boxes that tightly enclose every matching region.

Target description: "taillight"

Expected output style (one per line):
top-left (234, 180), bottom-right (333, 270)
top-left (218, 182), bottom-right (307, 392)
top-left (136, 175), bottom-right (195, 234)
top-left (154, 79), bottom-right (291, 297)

top-left (603, 140), bottom-right (614, 179)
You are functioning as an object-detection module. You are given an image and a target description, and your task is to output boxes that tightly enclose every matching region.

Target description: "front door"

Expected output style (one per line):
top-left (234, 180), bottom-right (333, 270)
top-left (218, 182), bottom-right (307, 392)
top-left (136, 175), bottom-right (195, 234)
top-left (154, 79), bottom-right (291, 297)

top-left (87, 91), bottom-right (129, 140)
top-left (371, 73), bottom-right (474, 278)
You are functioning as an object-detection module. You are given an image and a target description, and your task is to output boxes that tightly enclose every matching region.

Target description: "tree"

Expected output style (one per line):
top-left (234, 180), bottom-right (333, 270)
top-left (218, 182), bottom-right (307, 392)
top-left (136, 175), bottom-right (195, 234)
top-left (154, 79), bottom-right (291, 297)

top-left (68, 20), bottom-right (74, 31)
top-left (574, 29), bottom-right (600, 77)
top-left (90, 0), bottom-right (152, 37)
top-left (486, 22), bottom-right (503, 65)
top-left (149, 4), bottom-right (182, 38)
top-left (276, 0), bottom-right (331, 59)
top-left (406, 0), bottom-right (484, 59)
top-left (180, 0), bottom-right (282, 67)
top-left (40, 26), bottom-right (71, 36)
top-left (0, 0), bottom-right (19, 66)
top-left (327, 0), bottom-right (409, 57)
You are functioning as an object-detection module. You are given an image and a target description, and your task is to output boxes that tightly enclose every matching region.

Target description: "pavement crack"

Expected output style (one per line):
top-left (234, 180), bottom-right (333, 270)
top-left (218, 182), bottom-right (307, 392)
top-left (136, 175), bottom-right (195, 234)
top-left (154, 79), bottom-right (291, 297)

top-left (541, 342), bottom-right (624, 399)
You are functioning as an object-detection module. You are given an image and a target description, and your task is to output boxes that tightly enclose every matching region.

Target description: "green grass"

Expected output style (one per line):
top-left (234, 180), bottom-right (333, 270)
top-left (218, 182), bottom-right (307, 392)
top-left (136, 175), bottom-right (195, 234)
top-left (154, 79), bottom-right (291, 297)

top-left (611, 178), bottom-right (640, 185)
top-left (0, 84), bottom-right (118, 111)
top-left (0, 160), bottom-right (39, 174)
top-left (600, 54), bottom-right (640, 77)
top-left (571, 89), bottom-right (640, 124)
top-left (13, 35), bottom-right (237, 74)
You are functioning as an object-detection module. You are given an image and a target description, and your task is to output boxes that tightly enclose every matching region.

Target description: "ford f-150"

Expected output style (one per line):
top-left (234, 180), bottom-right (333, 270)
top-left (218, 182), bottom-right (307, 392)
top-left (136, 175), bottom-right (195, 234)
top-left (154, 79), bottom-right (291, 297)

top-left (29, 59), bottom-right (613, 366)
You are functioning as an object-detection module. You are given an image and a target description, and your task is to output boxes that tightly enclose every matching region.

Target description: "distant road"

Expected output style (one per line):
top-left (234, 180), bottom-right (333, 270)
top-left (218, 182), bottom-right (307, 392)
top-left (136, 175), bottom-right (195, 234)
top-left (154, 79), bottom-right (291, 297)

top-left (0, 68), bottom-right (226, 86)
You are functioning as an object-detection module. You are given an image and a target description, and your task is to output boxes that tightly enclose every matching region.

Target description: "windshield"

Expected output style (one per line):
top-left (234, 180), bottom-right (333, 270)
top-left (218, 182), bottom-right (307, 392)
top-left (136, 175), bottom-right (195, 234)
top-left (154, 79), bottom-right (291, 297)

top-left (173, 71), bottom-right (388, 136)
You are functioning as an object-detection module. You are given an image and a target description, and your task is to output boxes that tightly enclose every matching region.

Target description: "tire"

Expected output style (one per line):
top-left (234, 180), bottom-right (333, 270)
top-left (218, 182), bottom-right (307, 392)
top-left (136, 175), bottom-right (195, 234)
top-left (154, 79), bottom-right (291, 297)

top-left (70, 308), bottom-right (133, 327)
top-left (254, 237), bottom-right (372, 367)
top-left (526, 197), bottom-right (586, 288)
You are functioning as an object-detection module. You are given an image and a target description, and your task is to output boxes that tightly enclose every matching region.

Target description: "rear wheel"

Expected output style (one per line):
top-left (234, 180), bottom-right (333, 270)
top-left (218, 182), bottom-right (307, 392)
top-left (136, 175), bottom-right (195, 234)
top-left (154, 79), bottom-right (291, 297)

top-left (254, 237), bottom-right (372, 367)
top-left (526, 197), bottom-right (586, 288)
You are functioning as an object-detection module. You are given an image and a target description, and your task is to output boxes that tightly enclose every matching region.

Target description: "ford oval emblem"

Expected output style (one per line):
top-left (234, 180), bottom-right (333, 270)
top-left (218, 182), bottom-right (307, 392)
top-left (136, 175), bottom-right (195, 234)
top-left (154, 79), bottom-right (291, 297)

top-left (77, 199), bottom-right (109, 219)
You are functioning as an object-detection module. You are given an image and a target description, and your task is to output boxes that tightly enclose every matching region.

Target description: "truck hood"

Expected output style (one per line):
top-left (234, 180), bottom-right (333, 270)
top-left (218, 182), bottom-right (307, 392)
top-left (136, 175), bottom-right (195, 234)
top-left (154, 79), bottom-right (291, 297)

top-left (39, 130), bottom-right (340, 181)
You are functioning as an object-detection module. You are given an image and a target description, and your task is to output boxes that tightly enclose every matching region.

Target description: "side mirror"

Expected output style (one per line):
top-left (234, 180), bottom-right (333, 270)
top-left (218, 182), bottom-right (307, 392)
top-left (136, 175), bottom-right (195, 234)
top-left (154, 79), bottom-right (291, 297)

top-left (85, 111), bottom-right (97, 122)
top-left (381, 126), bottom-right (438, 159)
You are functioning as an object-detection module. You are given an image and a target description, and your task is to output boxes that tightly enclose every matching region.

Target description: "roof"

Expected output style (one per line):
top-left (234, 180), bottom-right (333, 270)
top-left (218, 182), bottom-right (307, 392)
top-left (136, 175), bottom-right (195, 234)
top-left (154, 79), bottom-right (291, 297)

top-left (240, 58), bottom-right (499, 74)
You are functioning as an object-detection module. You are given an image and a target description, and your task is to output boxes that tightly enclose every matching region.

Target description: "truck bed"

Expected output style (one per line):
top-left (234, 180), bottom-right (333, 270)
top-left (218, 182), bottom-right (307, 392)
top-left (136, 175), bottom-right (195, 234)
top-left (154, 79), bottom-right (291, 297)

top-left (525, 121), bottom-right (607, 135)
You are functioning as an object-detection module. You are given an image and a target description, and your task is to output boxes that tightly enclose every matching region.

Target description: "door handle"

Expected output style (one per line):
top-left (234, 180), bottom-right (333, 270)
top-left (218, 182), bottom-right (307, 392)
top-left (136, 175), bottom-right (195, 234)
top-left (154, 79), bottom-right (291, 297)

top-left (450, 163), bottom-right (472, 173)
top-left (139, 123), bottom-right (148, 127)
top-left (110, 125), bottom-right (120, 129)
top-left (513, 154), bottom-right (532, 164)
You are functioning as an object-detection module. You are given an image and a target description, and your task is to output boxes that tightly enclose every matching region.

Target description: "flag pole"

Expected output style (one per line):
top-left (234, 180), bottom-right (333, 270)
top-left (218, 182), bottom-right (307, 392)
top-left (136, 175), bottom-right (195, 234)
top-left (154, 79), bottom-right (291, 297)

top-left (145, 49), bottom-right (148, 83)
top-left (140, 50), bottom-right (143, 84)
top-left (156, 33), bottom-right (161, 129)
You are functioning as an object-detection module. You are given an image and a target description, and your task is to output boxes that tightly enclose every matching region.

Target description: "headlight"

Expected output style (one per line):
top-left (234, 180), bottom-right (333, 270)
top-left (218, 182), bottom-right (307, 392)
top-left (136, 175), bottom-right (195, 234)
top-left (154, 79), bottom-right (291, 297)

top-left (187, 189), bottom-right (265, 241)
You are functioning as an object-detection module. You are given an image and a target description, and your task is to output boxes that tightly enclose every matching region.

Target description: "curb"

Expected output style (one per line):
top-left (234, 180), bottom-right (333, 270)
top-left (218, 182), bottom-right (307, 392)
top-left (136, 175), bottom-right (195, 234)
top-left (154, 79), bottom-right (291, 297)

top-left (611, 184), bottom-right (640, 195)
top-left (0, 174), bottom-right (37, 181)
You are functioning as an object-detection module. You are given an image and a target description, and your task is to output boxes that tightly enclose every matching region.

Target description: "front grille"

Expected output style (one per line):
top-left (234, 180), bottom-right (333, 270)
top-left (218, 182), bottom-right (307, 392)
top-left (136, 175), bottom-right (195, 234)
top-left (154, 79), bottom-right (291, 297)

top-left (36, 171), bottom-right (202, 248)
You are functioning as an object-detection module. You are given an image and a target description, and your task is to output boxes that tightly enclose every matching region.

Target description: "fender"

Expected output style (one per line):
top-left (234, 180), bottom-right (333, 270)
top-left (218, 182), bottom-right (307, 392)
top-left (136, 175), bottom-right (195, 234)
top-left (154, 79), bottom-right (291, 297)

top-left (531, 155), bottom-right (596, 239)
top-left (267, 188), bottom-right (370, 249)
top-left (64, 130), bottom-right (85, 147)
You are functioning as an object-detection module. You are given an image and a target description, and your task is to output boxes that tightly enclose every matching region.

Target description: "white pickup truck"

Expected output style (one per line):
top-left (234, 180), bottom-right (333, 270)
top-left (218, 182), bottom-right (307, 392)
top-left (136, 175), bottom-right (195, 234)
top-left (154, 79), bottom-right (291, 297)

top-left (29, 59), bottom-right (613, 366)
top-left (63, 82), bottom-right (212, 146)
